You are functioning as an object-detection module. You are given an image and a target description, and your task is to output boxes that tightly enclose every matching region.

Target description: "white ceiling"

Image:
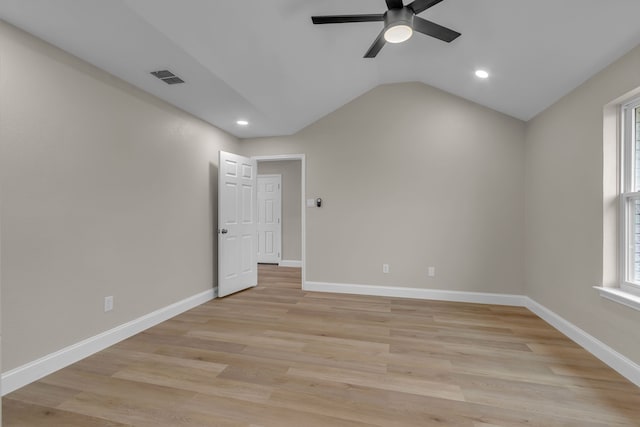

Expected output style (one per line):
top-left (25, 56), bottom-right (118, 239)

top-left (2, 0), bottom-right (640, 138)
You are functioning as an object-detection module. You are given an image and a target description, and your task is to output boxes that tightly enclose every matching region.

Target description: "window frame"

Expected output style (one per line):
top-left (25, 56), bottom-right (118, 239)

top-left (619, 97), bottom-right (640, 297)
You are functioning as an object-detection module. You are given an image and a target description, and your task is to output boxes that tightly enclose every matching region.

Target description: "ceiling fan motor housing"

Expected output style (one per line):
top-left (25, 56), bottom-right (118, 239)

top-left (385, 8), bottom-right (414, 31)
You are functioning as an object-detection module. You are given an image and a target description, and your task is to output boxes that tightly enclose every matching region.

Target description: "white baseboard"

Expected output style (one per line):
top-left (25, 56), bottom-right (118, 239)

top-left (4, 281), bottom-right (639, 394)
top-left (303, 280), bottom-right (640, 387)
top-left (303, 281), bottom-right (527, 306)
top-left (279, 260), bottom-right (302, 268)
top-left (524, 297), bottom-right (640, 388)
top-left (1, 288), bottom-right (214, 396)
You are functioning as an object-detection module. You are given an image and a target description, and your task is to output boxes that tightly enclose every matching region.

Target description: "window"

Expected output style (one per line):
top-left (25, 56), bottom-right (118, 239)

top-left (620, 98), bottom-right (640, 297)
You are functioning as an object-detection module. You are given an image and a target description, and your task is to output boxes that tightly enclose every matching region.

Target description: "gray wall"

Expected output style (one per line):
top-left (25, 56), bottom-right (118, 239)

top-left (525, 44), bottom-right (640, 364)
top-left (243, 82), bottom-right (526, 293)
top-left (257, 160), bottom-right (302, 262)
top-left (0, 21), bottom-right (240, 371)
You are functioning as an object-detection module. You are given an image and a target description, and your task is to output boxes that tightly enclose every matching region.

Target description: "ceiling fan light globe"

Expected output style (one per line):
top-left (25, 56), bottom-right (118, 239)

top-left (384, 24), bottom-right (413, 43)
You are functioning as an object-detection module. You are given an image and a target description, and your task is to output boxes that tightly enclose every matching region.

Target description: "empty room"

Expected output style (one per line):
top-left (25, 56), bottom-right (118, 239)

top-left (1, 0), bottom-right (640, 426)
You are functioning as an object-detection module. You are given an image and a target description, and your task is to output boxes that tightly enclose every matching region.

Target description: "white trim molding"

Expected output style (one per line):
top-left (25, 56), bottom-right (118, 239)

top-left (594, 286), bottom-right (640, 312)
top-left (279, 260), bottom-right (302, 268)
top-left (525, 297), bottom-right (640, 387)
top-left (1, 288), bottom-right (215, 396)
top-left (303, 281), bottom-right (527, 306)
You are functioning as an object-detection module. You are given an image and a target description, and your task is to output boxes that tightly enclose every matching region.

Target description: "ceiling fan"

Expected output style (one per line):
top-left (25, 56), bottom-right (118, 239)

top-left (311, 0), bottom-right (461, 58)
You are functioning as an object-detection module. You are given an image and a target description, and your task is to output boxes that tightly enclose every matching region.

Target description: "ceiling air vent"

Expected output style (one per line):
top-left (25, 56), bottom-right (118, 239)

top-left (150, 69), bottom-right (185, 85)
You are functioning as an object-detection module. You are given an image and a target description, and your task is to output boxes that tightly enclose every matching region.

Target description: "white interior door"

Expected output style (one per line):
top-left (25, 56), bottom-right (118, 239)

top-left (257, 175), bottom-right (282, 264)
top-left (218, 151), bottom-right (257, 297)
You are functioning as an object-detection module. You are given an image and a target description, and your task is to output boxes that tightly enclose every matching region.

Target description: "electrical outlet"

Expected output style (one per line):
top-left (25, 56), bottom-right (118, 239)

top-left (383, 264), bottom-right (389, 274)
top-left (104, 296), bottom-right (114, 312)
top-left (428, 266), bottom-right (435, 277)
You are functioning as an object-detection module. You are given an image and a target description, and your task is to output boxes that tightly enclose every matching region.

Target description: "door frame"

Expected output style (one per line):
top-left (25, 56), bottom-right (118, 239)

top-left (253, 154), bottom-right (306, 288)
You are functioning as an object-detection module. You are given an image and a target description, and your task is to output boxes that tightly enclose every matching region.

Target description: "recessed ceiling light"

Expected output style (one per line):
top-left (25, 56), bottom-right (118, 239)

top-left (475, 69), bottom-right (489, 79)
top-left (236, 120), bottom-right (249, 126)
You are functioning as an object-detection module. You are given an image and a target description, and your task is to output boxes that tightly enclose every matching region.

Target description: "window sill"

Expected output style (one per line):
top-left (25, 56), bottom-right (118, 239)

top-left (594, 286), bottom-right (640, 312)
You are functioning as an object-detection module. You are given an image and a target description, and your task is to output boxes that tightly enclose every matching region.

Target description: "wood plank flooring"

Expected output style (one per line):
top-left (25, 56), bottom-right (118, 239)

top-left (4, 265), bottom-right (640, 426)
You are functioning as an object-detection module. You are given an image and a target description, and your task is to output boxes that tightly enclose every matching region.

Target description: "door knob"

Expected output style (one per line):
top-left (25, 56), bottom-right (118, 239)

top-left (219, 229), bottom-right (228, 234)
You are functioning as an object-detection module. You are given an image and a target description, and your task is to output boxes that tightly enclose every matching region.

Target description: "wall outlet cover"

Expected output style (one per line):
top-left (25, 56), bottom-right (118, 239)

top-left (104, 296), bottom-right (114, 312)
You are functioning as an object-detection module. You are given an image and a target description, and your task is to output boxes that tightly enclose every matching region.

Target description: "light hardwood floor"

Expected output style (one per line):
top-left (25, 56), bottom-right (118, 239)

top-left (3, 265), bottom-right (640, 426)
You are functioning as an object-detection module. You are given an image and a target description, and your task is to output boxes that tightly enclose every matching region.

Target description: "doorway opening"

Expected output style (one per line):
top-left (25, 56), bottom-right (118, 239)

top-left (254, 155), bottom-right (305, 289)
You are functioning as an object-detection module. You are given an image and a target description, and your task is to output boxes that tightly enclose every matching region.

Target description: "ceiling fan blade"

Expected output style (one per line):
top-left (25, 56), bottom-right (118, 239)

top-left (386, 0), bottom-right (404, 9)
top-left (364, 30), bottom-right (386, 58)
top-left (413, 17), bottom-right (461, 42)
top-left (312, 14), bottom-right (384, 24)
top-left (407, 0), bottom-right (445, 14)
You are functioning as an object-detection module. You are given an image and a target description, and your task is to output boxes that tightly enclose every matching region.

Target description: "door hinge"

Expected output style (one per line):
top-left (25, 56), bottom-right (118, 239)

top-left (278, 218), bottom-right (280, 224)
top-left (278, 184), bottom-right (280, 190)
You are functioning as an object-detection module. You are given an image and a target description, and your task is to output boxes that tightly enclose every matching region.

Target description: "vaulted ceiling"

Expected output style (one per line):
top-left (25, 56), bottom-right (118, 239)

top-left (2, 0), bottom-right (640, 138)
